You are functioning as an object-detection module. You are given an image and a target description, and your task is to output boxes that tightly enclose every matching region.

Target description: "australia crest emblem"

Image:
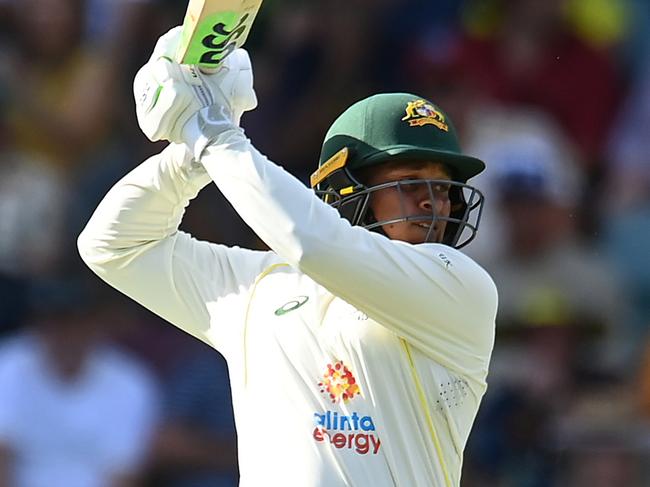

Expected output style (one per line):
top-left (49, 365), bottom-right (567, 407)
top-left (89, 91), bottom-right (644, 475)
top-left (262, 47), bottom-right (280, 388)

top-left (402, 99), bottom-right (449, 132)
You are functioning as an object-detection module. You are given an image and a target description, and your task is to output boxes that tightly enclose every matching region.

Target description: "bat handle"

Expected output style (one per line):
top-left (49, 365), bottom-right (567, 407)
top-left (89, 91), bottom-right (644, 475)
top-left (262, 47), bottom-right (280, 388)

top-left (199, 67), bottom-right (219, 74)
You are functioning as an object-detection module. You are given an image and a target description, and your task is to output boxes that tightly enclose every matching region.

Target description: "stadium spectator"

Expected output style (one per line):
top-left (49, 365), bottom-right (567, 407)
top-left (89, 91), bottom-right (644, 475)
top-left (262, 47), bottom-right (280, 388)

top-left (601, 63), bottom-right (650, 363)
top-left (0, 277), bottom-right (159, 487)
top-left (453, 0), bottom-right (622, 168)
top-left (484, 135), bottom-right (627, 380)
top-left (149, 343), bottom-right (237, 487)
top-left (0, 141), bottom-right (68, 334)
top-left (1, 0), bottom-right (118, 170)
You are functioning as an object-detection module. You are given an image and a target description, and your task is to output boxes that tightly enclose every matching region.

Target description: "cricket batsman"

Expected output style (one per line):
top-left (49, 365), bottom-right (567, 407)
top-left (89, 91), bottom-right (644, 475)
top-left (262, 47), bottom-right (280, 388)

top-left (78, 27), bottom-right (497, 487)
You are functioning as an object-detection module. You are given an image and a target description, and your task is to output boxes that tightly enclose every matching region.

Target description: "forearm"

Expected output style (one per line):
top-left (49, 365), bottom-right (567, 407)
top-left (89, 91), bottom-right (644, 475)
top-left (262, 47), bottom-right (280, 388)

top-left (200, 128), bottom-right (340, 267)
top-left (78, 143), bottom-right (211, 268)
top-left (77, 143), bottom-right (218, 344)
top-left (78, 140), bottom-right (278, 349)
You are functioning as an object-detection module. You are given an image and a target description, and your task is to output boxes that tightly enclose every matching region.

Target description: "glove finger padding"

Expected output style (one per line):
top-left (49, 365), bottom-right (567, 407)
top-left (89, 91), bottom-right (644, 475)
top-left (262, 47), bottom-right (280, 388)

top-left (199, 48), bottom-right (257, 124)
top-left (222, 49), bottom-right (258, 120)
top-left (133, 24), bottom-right (258, 146)
top-left (134, 58), bottom-right (204, 142)
top-left (150, 26), bottom-right (183, 63)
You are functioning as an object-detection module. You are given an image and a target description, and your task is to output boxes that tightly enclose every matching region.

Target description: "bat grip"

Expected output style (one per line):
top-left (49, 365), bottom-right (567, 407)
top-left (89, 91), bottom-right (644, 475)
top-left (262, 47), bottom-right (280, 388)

top-left (199, 67), bottom-right (219, 74)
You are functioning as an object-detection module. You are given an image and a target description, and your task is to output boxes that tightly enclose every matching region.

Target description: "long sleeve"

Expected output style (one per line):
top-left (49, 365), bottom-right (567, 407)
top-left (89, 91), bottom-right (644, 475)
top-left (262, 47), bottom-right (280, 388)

top-left (77, 143), bottom-right (278, 352)
top-left (199, 129), bottom-right (497, 377)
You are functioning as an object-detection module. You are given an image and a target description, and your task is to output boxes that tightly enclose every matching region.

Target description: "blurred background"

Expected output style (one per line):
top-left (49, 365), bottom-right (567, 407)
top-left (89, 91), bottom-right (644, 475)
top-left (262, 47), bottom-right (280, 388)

top-left (0, 0), bottom-right (649, 485)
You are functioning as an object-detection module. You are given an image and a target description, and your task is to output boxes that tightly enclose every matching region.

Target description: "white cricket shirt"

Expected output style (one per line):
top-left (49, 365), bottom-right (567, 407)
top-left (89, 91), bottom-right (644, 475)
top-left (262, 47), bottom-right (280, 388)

top-left (78, 131), bottom-right (497, 487)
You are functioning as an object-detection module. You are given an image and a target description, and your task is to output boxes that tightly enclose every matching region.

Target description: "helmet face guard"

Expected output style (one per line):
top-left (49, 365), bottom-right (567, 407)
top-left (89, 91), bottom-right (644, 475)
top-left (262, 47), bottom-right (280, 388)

top-left (314, 163), bottom-right (485, 249)
top-left (313, 93), bottom-right (488, 248)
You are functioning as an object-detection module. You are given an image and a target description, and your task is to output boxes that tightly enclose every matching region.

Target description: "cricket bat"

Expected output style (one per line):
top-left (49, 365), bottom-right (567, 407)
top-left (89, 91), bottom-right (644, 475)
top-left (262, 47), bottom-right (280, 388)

top-left (176, 0), bottom-right (263, 71)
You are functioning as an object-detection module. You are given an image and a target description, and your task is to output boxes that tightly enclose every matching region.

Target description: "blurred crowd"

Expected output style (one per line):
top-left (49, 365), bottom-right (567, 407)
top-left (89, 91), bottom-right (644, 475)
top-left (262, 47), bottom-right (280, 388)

top-left (0, 0), bottom-right (649, 485)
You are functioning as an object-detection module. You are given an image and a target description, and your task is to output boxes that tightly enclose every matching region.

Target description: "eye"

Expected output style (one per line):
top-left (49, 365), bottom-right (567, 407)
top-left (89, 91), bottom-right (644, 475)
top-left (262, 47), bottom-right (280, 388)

top-left (432, 182), bottom-right (451, 196)
top-left (397, 179), bottom-right (420, 193)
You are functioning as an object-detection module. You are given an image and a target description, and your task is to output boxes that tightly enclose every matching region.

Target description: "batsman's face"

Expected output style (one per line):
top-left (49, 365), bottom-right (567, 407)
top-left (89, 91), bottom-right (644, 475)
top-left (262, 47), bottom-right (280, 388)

top-left (365, 161), bottom-right (452, 244)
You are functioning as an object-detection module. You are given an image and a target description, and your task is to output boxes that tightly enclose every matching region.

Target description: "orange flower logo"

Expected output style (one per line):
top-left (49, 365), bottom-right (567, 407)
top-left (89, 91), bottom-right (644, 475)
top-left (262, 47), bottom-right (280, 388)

top-left (318, 361), bottom-right (360, 403)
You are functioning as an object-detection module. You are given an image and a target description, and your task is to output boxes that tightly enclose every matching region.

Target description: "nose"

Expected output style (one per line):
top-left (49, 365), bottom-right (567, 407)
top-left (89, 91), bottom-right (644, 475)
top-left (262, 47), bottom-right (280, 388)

top-left (419, 198), bottom-right (433, 212)
top-left (418, 194), bottom-right (446, 215)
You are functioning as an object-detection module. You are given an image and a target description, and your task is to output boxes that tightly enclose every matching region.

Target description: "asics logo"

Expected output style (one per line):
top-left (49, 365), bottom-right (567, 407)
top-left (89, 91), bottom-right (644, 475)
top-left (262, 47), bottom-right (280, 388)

top-left (275, 296), bottom-right (309, 316)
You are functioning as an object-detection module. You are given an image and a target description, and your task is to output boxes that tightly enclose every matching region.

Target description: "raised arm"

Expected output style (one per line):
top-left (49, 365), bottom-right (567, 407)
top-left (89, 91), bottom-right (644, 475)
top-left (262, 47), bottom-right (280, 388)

top-left (128, 29), bottom-right (497, 375)
top-left (77, 143), bottom-right (277, 351)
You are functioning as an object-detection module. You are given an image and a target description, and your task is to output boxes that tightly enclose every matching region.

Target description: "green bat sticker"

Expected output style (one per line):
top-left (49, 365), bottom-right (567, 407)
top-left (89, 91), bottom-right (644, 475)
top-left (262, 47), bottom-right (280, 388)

top-left (180, 11), bottom-right (252, 68)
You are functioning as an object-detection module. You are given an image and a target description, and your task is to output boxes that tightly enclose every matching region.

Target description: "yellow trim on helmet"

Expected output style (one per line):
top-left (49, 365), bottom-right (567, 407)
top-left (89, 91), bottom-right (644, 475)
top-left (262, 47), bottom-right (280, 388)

top-left (340, 186), bottom-right (355, 196)
top-left (310, 147), bottom-right (349, 188)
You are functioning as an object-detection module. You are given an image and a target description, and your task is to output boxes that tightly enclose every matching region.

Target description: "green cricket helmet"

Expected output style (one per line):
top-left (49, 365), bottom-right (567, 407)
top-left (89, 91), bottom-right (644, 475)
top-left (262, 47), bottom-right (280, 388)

top-left (311, 93), bottom-right (486, 248)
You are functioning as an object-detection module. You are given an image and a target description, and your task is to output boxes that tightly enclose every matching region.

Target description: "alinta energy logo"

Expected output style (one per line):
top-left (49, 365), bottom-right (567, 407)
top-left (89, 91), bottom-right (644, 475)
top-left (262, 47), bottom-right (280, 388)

top-left (313, 361), bottom-right (381, 455)
top-left (319, 361), bottom-right (360, 403)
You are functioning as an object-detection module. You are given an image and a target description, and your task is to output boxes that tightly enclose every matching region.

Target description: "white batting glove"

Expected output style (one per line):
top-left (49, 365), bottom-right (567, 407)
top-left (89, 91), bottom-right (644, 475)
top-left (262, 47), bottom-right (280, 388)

top-left (133, 26), bottom-right (257, 148)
